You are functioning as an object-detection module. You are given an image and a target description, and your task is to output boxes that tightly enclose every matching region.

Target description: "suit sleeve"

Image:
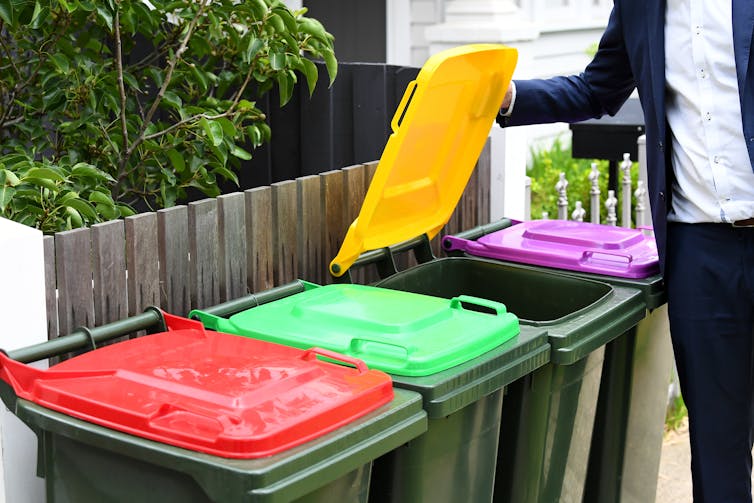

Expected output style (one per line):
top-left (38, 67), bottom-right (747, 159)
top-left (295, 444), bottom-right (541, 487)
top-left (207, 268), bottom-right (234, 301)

top-left (499, 4), bottom-right (637, 127)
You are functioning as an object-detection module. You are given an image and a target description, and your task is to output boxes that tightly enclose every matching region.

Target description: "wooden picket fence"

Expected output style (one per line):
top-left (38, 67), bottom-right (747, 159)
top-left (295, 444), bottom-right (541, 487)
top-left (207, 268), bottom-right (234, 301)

top-left (42, 141), bottom-right (492, 340)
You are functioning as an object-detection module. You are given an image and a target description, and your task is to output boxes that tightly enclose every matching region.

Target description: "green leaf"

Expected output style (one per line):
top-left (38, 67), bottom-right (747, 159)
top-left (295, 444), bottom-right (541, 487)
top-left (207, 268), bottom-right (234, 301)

top-left (217, 117), bottom-right (236, 138)
top-left (322, 49), bottom-right (338, 86)
top-left (58, 190), bottom-right (79, 203)
top-left (71, 163), bottom-right (113, 181)
top-left (211, 165), bottom-right (239, 185)
top-left (298, 17), bottom-right (329, 43)
top-left (122, 72), bottom-right (140, 92)
top-left (189, 65), bottom-right (209, 93)
top-left (258, 122), bottom-right (271, 142)
top-left (65, 197), bottom-right (98, 220)
top-left (300, 58), bottom-right (318, 97)
top-left (249, 0), bottom-right (267, 18)
top-left (65, 206), bottom-right (83, 229)
top-left (95, 202), bottom-right (119, 221)
top-left (50, 53), bottom-right (70, 74)
top-left (246, 125), bottom-right (263, 146)
top-left (24, 167), bottom-right (66, 183)
top-left (268, 12), bottom-right (284, 33)
top-left (1, 169), bottom-right (21, 187)
top-left (270, 51), bottom-right (286, 71)
top-left (276, 72), bottom-right (293, 106)
top-left (96, 3), bottom-right (113, 31)
top-left (162, 91), bottom-right (183, 110)
top-left (244, 37), bottom-right (264, 64)
top-left (166, 149), bottom-right (186, 173)
top-left (0, 186), bottom-right (15, 213)
top-left (199, 117), bottom-right (223, 147)
top-left (88, 190), bottom-right (113, 205)
top-left (273, 6), bottom-right (298, 34)
top-left (230, 144), bottom-right (252, 160)
top-left (116, 204), bottom-right (136, 217)
top-left (0, 1), bottom-right (12, 24)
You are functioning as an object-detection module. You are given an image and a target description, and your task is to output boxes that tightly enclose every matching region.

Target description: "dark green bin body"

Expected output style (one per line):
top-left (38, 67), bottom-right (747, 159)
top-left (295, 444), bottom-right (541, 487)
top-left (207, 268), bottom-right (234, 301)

top-left (367, 324), bottom-right (549, 502)
top-left (567, 272), bottom-right (670, 503)
top-left (0, 383), bottom-right (426, 503)
top-left (374, 256), bottom-right (645, 502)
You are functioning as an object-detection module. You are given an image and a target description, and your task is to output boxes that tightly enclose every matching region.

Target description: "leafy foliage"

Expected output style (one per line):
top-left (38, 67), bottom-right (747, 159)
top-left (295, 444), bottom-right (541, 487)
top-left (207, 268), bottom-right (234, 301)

top-left (0, 0), bottom-right (336, 231)
top-left (528, 137), bottom-right (639, 224)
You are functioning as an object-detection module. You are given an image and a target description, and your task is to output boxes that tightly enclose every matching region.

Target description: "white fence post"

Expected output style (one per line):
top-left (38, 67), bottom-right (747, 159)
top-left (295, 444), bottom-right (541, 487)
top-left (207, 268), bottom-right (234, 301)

top-left (0, 218), bottom-right (47, 503)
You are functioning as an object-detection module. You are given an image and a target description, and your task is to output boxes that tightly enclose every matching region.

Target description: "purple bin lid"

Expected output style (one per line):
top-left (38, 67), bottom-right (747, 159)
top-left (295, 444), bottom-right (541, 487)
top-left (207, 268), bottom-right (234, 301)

top-left (444, 220), bottom-right (659, 279)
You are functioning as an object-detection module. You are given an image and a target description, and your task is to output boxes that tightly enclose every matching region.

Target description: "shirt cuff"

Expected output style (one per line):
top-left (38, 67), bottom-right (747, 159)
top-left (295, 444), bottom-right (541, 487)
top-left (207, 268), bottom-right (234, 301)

top-left (499, 81), bottom-right (517, 117)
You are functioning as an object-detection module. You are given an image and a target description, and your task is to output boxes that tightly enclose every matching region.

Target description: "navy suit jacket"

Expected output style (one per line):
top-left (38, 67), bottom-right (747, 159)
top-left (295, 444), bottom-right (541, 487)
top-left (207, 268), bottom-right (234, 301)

top-left (500, 0), bottom-right (754, 274)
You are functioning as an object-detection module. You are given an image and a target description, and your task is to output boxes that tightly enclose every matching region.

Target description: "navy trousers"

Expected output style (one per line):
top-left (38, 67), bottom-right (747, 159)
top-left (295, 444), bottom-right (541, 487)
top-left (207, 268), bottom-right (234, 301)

top-left (666, 222), bottom-right (754, 502)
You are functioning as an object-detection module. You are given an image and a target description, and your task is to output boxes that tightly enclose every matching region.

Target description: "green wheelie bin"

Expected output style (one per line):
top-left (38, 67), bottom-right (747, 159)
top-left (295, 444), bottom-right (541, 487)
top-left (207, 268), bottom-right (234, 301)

top-left (369, 252), bottom-right (645, 503)
top-left (444, 218), bottom-right (672, 503)
top-left (192, 280), bottom-right (549, 503)
top-left (0, 308), bottom-right (427, 503)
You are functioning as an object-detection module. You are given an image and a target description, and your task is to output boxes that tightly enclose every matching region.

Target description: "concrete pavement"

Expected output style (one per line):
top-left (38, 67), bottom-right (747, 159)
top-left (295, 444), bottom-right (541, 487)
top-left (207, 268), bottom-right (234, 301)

top-left (655, 418), bottom-right (754, 501)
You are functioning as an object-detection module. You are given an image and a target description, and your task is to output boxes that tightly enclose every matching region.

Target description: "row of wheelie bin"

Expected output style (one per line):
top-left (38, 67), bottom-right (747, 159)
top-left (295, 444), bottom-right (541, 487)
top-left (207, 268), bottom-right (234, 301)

top-left (0, 43), bottom-right (671, 503)
top-left (0, 217), bottom-right (667, 503)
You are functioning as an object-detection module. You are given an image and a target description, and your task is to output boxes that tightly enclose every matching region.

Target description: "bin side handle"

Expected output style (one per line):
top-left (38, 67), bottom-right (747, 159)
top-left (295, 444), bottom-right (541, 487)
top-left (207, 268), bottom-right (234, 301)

top-left (580, 250), bottom-right (633, 269)
top-left (391, 80), bottom-right (418, 133)
top-left (0, 352), bottom-right (116, 402)
top-left (302, 347), bottom-right (369, 373)
top-left (450, 295), bottom-right (509, 316)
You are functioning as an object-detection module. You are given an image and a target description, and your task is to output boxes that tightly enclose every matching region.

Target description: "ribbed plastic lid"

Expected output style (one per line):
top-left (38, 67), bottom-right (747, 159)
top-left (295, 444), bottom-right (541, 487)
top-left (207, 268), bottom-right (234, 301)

top-left (330, 44), bottom-right (518, 276)
top-left (193, 284), bottom-right (520, 377)
top-left (454, 220), bottom-right (659, 279)
top-left (0, 313), bottom-right (394, 459)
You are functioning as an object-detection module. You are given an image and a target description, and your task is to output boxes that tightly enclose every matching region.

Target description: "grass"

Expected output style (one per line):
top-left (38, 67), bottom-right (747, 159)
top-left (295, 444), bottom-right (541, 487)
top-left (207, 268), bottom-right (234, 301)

top-left (665, 393), bottom-right (688, 433)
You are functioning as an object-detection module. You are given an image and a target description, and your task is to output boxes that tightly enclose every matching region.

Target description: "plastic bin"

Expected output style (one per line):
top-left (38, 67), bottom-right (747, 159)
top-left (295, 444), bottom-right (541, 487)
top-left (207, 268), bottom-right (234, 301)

top-left (445, 218), bottom-right (671, 503)
top-left (192, 282), bottom-right (549, 503)
top-left (0, 310), bottom-right (427, 503)
top-left (371, 254), bottom-right (645, 503)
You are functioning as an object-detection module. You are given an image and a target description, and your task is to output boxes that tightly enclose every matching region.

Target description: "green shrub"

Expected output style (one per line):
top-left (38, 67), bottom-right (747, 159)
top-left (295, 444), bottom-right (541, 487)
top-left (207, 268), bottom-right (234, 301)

top-left (0, 0), bottom-right (336, 232)
top-left (528, 136), bottom-right (640, 225)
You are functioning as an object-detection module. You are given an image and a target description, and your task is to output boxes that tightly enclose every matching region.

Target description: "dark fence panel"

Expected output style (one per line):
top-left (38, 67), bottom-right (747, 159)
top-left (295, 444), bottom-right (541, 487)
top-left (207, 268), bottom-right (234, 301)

top-left (206, 62), bottom-right (420, 201)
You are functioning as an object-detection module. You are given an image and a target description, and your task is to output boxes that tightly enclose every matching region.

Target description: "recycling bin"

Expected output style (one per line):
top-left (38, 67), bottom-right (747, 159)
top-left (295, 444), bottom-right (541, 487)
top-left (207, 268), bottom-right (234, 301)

top-left (369, 253), bottom-right (645, 503)
top-left (192, 281), bottom-right (549, 503)
top-left (444, 218), bottom-right (671, 503)
top-left (0, 309), bottom-right (427, 503)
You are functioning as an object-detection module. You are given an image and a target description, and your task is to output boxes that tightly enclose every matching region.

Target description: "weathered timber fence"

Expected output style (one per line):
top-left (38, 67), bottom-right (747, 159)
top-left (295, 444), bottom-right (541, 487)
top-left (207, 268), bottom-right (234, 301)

top-left (42, 141), bottom-right (491, 341)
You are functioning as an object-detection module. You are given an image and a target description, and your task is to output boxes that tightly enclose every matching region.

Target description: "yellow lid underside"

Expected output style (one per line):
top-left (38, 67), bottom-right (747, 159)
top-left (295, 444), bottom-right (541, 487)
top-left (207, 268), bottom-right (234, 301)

top-left (330, 44), bottom-right (518, 276)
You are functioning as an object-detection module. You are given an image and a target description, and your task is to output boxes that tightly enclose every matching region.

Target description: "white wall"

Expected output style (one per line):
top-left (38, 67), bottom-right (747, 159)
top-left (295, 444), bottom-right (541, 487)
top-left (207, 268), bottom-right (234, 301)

top-left (0, 218), bottom-right (47, 503)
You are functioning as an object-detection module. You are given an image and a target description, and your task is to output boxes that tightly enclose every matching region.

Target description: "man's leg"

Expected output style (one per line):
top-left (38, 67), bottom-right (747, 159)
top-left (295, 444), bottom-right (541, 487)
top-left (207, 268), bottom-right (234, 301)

top-left (666, 223), bottom-right (754, 502)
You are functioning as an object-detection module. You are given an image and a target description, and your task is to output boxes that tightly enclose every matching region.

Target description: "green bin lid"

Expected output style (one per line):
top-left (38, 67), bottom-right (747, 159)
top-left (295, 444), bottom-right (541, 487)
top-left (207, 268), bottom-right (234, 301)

top-left (193, 283), bottom-right (520, 377)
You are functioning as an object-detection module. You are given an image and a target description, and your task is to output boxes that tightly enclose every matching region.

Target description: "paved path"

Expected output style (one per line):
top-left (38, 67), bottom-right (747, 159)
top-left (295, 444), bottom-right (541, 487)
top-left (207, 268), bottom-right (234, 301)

top-left (656, 420), bottom-right (693, 502)
top-left (656, 419), bottom-right (754, 501)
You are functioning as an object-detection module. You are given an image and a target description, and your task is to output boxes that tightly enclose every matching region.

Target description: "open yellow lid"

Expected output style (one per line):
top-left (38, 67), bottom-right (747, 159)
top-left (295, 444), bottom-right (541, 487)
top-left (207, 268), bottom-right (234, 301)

top-left (330, 44), bottom-right (518, 276)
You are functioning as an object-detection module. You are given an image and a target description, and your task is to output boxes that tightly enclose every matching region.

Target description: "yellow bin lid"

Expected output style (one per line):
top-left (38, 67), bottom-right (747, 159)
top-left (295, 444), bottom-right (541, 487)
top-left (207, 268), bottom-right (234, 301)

top-left (330, 44), bottom-right (518, 276)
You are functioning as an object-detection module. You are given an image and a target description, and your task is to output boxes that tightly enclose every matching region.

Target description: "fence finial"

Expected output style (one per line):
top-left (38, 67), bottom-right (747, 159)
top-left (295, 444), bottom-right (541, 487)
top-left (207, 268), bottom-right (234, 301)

top-left (571, 201), bottom-right (586, 222)
top-left (556, 172), bottom-right (569, 220)
top-left (605, 189), bottom-right (618, 226)
top-left (634, 180), bottom-right (647, 227)
top-left (621, 153), bottom-right (633, 227)
top-left (589, 162), bottom-right (600, 224)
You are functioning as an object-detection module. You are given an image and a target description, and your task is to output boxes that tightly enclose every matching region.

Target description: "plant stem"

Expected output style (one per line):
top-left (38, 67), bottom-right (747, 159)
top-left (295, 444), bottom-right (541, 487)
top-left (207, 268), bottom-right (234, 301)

top-left (115, 1), bottom-right (208, 198)
top-left (113, 6), bottom-right (129, 155)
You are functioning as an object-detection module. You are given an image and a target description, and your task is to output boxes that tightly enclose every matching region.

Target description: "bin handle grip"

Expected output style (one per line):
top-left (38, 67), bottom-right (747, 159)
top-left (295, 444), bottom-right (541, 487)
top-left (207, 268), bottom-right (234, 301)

top-left (302, 347), bottom-right (369, 373)
top-left (0, 352), bottom-right (116, 399)
top-left (580, 250), bottom-right (633, 268)
top-left (450, 295), bottom-right (508, 316)
top-left (391, 80), bottom-right (418, 133)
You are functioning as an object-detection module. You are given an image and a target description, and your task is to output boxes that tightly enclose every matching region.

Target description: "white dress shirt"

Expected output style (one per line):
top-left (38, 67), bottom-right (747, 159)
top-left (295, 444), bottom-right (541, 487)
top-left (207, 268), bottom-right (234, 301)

top-left (664, 0), bottom-right (754, 223)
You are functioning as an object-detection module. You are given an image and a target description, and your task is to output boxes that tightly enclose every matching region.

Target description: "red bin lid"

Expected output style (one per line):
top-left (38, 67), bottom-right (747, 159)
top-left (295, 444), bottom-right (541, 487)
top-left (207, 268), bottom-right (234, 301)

top-left (0, 313), bottom-right (394, 459)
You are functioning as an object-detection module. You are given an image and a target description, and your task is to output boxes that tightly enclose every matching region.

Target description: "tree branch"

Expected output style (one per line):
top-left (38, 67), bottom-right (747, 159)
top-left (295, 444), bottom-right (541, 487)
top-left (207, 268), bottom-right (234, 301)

top-left (113, 7), bottom-right (129, 154)
top-left (126, 2), bottom-right (207, 158)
